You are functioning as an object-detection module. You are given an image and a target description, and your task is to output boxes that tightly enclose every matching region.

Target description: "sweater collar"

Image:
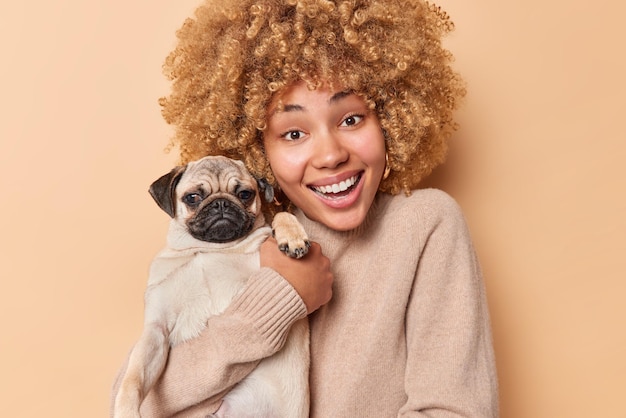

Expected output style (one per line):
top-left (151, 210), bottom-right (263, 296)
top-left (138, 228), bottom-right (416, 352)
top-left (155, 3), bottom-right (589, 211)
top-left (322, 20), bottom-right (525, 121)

top-left (293, 193), bottom-right (389, 257)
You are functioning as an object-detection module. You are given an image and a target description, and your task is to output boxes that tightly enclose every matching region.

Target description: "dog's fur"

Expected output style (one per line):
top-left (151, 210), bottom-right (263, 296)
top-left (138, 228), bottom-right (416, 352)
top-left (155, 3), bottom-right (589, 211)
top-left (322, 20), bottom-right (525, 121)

top-left (113, 156), bottom-right (310, 418)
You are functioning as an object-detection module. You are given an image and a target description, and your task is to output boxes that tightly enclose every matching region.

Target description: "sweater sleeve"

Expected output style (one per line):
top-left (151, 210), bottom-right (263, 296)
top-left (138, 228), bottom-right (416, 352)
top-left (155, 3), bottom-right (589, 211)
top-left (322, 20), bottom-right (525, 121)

top-left (399, 191), bottom-right (499, 417)
top-left (110, 267), bottom-right (307, 417)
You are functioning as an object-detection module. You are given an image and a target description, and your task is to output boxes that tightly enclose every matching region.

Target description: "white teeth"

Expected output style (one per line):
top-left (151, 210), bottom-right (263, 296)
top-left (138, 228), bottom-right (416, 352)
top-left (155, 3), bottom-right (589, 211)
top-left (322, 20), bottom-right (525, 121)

top-left (313, 175), bottom-right (358, 194)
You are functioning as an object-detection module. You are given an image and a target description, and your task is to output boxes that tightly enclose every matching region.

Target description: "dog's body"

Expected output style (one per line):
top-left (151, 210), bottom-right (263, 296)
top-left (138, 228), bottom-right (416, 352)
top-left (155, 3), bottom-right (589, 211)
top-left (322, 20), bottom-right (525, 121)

top-left (114, 156), bottom-right (310, 418)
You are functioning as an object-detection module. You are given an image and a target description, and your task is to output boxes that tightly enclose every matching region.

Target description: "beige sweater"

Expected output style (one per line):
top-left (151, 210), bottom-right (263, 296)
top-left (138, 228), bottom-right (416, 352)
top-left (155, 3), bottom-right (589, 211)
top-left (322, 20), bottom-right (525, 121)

top-left (112, 188), bottom-right (499, 417)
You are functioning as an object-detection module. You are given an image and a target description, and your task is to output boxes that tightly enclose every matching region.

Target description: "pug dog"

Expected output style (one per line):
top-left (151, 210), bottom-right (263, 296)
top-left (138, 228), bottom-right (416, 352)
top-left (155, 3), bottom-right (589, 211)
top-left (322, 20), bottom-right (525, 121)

top-left (113, 155), bottom-right (310, 418)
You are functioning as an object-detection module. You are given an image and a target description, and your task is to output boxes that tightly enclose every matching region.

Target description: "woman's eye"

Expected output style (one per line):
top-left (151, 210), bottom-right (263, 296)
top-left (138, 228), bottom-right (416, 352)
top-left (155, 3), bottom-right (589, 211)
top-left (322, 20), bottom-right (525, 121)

top-left (341, 114), bottom-right (364, 127)
top-left (282, 130), bottom-right (305, 141)
top-left (183, 193), bottom-right (202, 205)
top-left (238, 190), bottom-right (254, 201)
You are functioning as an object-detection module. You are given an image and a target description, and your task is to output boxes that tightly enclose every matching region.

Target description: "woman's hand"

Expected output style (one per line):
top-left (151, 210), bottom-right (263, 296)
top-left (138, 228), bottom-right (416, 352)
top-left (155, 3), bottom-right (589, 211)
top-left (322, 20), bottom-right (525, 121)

top-left (260, 237), bottom-right (333, 314)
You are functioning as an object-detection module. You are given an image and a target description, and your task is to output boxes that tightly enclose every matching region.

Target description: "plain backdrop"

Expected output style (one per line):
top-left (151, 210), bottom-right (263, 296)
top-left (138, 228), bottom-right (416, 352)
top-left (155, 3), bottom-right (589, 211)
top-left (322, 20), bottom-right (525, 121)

top-left (1, 0), bottom-right (624, 416)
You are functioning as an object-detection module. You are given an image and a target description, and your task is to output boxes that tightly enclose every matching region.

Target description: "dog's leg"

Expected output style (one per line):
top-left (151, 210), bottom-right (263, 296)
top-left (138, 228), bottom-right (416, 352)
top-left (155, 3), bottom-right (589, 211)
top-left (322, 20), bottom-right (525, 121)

top-left (272, 212), bottom-right (310, 259)
top-left (114, 323), bottom-right (169, 418)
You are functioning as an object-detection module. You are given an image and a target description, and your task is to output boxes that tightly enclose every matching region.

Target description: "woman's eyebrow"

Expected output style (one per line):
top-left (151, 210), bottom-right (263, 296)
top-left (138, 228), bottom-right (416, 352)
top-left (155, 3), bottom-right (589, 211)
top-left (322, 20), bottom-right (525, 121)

top-left (282, 103), bottom-right (305, 113)
top-left (279, 90), bottom-right (354, 113)
top-left (329, 90), bottom-right (352, 104)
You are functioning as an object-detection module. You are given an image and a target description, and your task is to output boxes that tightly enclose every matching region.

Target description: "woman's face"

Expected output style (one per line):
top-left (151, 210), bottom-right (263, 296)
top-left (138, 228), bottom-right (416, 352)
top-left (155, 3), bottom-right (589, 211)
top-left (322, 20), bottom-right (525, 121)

top-left (263, 82), bottom-right (386, 231)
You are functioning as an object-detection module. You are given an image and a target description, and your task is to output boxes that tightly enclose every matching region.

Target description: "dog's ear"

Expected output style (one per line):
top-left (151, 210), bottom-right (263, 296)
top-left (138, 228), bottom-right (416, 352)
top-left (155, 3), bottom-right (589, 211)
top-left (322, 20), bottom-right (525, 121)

top-left (149, 166), bottom-right (186, 218)
top-left (256, 178), bottom-right (274, 203)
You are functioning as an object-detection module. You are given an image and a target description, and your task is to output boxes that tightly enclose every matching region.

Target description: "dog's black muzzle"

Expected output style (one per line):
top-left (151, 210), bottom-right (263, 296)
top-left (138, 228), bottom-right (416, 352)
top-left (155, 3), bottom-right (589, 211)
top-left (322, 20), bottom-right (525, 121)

top-left (186, 198), bottom-right (255, 243)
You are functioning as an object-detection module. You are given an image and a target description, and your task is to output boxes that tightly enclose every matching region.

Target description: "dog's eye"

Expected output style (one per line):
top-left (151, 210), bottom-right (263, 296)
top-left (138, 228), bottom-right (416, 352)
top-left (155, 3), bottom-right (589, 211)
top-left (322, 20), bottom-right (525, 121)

top-left (237, 190), bottom-right (254, 202)
top-left (183, 193), bottom-right (202, 206)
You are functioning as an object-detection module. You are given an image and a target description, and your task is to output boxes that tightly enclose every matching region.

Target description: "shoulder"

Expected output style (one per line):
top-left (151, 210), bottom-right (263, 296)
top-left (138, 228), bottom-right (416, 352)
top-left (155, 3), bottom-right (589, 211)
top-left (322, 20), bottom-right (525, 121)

top-left (377, 188), bottom-right (471, 243)
top-left (382, 188), bottom-right (465, 222)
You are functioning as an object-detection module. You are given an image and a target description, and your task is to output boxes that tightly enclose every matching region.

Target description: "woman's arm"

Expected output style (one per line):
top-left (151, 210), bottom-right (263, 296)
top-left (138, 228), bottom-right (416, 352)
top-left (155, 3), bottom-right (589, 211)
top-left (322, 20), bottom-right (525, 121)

top-left (400, 192), bottom-right (499, 417)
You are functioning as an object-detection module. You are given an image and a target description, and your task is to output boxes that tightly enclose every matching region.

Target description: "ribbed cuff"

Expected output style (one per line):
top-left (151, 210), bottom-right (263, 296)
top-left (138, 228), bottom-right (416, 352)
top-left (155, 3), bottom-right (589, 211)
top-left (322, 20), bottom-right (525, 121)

top-left (225, 267), bottom-right (307, 351)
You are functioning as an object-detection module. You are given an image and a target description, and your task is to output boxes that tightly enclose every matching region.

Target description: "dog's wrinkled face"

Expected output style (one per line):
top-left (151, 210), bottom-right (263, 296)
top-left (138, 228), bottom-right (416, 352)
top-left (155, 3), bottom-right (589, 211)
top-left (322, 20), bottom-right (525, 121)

top-left (149, 156), bottom-right (273, 243)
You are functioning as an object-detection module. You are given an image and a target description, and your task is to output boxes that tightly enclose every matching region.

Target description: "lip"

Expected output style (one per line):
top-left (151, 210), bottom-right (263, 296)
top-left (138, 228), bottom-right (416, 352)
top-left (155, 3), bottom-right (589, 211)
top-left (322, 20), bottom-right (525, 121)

top-left (307, 170), bottom-right (364, 209)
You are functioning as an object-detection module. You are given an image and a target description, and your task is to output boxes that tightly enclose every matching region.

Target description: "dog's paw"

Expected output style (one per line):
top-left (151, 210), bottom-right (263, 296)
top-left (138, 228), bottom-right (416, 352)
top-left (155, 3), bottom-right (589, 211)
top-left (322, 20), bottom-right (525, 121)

top-left (271, 212), bottom-right (310, 259)
top-left (278, 239), bottom-right (311, 259)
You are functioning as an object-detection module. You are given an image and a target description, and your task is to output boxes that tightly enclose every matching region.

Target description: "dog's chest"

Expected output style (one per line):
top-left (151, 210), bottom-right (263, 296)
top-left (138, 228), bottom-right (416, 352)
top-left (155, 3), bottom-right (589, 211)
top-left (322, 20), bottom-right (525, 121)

top-left (146, 250), bottom-right (261, 345)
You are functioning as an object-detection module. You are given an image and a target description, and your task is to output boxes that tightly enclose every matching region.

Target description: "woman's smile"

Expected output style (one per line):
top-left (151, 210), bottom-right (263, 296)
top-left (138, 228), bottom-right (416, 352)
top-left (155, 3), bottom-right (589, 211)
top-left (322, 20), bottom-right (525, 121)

top-left (310, 172), bottom-right (361, 196)
top-left (308, 172), bottom-right (363, 210)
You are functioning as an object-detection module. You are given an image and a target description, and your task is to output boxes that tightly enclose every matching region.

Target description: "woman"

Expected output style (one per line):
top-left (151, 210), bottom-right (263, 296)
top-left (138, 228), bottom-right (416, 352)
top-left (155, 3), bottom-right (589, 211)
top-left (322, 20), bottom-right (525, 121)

top-left (112, 0), bottom-right (499, 415)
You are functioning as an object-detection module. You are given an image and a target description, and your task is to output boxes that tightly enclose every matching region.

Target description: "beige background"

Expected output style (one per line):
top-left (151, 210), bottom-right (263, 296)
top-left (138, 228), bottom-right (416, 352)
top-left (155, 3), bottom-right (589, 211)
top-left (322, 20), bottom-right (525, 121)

top-left (1, 0), bottom-right (624, 416)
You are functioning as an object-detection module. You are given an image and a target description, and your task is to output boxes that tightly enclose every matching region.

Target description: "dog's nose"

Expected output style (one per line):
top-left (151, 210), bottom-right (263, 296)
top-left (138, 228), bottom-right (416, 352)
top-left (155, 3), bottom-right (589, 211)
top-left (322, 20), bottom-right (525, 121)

top-left (209, 198), bottom-right (231, 212)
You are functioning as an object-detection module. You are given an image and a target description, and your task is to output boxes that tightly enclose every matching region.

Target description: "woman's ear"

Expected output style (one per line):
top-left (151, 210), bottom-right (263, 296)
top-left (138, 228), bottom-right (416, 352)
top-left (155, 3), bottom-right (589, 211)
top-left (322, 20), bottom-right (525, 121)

top-left (256, 178), bottom-right (275, 203)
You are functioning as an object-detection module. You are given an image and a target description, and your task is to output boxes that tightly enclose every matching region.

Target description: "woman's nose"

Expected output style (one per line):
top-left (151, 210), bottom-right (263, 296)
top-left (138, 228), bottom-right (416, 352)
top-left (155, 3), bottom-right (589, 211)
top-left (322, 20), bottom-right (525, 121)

top-left (311, 131), bottom-right (349, 169)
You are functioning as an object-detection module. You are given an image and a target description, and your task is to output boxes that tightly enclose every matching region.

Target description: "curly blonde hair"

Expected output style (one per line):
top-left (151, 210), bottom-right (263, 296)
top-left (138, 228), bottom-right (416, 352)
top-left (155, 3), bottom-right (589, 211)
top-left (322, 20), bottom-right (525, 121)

top-left (160, 0), bottom-right (465, 198)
